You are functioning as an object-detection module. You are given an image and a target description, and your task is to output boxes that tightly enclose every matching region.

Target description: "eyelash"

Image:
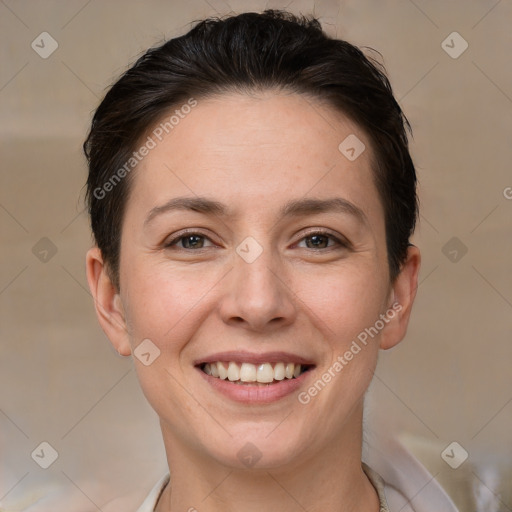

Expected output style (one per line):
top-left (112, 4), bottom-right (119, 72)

top-left (164, 229), bottom-right (349, 251)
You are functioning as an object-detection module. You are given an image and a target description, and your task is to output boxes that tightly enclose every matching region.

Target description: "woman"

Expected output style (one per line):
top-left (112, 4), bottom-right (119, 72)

top-left (84, 10), bottom-right (458, 511)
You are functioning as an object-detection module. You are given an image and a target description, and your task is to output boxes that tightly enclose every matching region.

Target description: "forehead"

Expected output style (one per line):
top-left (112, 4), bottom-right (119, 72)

top-left (129, 91), bottom-right (384, 227)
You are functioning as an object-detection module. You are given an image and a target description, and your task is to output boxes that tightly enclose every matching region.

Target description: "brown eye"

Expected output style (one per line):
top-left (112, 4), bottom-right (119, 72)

top-left (304, 233), bottom-right (331, 249)
top-left (297, 231), bottom-right (347, 250)
top-left (165, 232), bottom-right (214, 250)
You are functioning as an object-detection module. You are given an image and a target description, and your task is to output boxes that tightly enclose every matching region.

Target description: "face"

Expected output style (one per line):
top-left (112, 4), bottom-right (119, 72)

top-left (87, 91), bottom-right (419, 470)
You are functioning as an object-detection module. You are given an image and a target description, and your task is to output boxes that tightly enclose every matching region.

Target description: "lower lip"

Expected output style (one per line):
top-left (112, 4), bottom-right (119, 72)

top-left (196, 367), bottom-right (313, 404)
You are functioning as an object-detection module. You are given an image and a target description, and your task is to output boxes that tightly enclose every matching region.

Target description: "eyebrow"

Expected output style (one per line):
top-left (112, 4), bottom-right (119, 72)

top-left (144, 196), bottom-right (368, 227)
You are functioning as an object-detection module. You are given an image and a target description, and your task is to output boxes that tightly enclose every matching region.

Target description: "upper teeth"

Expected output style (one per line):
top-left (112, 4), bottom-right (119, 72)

top-left (203, 362), bottom-right (303, 383)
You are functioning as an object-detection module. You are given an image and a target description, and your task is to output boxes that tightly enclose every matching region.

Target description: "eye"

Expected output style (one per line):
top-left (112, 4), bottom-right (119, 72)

top-left (163, 229), bottom-right (349, 252)
top-left (164, 231), bottom-right (215, 250)
top-left (296, 230), bottom-right (348, 250)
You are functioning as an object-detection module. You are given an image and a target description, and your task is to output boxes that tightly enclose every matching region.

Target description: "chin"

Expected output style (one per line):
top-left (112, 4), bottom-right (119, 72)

top-left (201, 426), bottom-right (310, 470)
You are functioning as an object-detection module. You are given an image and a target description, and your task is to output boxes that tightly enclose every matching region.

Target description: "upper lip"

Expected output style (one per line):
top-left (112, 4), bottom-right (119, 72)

top-left (194, 351), bottom-right (315, 366)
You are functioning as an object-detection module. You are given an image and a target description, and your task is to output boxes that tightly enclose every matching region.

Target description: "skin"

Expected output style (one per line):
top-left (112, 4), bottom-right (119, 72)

top-left (86, 91), bottom-right (420, 511)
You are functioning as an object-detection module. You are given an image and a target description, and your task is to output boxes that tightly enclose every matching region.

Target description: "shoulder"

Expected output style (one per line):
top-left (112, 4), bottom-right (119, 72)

top-left (363, 436), bottom-right (460, 512)
top-left (134, 473), bottom-right (170, 512)
top-left (363, 463), bottom-right (422, 511)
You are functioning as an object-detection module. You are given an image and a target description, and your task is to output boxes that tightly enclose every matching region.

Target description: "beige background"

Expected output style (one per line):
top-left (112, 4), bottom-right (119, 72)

top-left (1, 0), bottom-right (511, 510)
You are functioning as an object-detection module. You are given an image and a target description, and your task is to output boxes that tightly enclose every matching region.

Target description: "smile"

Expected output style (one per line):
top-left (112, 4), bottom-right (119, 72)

top-left (195, 351), bottom-right (315, 403)
top-left (201, 361), bottom-right (311, 385)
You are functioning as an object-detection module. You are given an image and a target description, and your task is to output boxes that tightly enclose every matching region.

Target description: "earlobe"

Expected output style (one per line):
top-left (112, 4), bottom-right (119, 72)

top-left (85, 247), bottom-right (132, 356)
top-left (379, 245), bottom-right (421, 350)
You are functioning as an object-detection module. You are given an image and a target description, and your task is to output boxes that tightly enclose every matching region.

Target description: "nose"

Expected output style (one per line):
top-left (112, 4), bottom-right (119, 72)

top-left (218, 242), bottom-right (297, 333)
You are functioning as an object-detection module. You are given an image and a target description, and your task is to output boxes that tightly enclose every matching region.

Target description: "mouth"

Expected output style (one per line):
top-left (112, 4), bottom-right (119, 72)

top-left (198, 361), bottom-right (313, 386)
top-left (194, 351), bottom-right (316, 403)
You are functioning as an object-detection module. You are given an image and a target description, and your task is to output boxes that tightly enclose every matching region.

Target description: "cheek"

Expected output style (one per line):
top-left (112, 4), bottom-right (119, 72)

top-left (294, 261), bottom-right (389, 345)
top-left (122, 266), bottom-right (212, 422)
top-left (294, 266), bottom-right (386, 425)
top-left (121, 258), bottom-right (218, 351)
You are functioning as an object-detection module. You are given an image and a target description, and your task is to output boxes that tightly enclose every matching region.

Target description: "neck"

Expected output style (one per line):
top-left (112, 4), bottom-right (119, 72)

top-left (156, 404), bottom-right (379, 512)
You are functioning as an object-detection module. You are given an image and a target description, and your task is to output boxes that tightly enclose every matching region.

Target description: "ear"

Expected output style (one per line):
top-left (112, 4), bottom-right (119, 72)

top-left (85, 247), bottom-right (132, 356)
top-left (379, 245), bottom-right (421, 350)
